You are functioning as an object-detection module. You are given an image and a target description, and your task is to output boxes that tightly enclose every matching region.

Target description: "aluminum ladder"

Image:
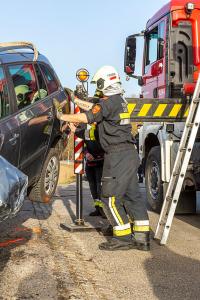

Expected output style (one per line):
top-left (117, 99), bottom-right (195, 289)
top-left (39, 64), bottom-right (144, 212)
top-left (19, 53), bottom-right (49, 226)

top-left (154, 73), bottom-right (200, 245)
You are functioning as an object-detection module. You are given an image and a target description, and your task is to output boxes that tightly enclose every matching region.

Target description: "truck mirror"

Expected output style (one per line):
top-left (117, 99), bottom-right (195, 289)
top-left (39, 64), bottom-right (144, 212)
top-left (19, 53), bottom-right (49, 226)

top-left (124, 35), bottom-right (136, 75)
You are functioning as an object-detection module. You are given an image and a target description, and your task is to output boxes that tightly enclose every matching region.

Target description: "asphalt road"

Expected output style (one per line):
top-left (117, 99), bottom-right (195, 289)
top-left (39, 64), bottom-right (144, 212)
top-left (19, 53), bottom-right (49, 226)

top-left (0, 182), bottom-right (200, 300)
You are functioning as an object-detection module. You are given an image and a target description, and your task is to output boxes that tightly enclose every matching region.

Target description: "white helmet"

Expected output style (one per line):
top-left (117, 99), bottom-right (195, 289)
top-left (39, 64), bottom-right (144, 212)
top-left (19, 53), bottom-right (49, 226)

top-left (91, 66), bottom-right (121, 92)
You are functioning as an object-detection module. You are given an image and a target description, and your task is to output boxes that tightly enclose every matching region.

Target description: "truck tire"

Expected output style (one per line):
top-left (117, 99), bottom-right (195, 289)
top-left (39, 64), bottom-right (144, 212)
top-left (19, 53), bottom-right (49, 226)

top-left (145, 146), bottom-right (163, 212)
top-left (28, 148), bottom-right (60, 203)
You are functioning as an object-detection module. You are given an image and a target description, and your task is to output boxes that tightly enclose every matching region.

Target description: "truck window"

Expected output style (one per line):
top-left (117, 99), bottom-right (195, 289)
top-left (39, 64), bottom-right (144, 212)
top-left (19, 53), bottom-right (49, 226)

top-left (145, 21), bottom-right (165, 73)
top-left (39, 64), bottom-right (59, 94)
top-left (145, 27), bottom-right (158, 71)
top-left (8, 64), bottom-right (39, 109)
top-left (158, 21), bottom-right (165, 60)
top-left (0, 67), bottom-right (9, 119)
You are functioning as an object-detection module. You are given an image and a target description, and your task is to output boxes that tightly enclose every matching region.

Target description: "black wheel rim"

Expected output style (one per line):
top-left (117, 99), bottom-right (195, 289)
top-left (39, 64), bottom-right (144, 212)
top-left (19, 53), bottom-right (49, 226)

top-left (148, 160), bottom-right (161, 202)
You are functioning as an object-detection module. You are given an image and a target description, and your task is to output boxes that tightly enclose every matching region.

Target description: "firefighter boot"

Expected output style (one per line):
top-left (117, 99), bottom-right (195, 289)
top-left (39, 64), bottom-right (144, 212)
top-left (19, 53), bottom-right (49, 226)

top-left (99, 207), bottom-right (107, 219)
top-left (101, 225), bottom-right (113, 236)
top-left (99, 236), bottom-right (134, 251)
top-left (131, 231), bottom-right (150, 251)
top-left (89, 206), bottom-right (101, 216)
top-left (138, 175), bottom-right (143, 183)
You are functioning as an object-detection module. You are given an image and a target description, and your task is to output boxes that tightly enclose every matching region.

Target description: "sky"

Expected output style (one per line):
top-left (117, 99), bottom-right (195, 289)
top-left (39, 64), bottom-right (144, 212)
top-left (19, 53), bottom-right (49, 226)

top-left (1, 0), bottom-right (168, 96)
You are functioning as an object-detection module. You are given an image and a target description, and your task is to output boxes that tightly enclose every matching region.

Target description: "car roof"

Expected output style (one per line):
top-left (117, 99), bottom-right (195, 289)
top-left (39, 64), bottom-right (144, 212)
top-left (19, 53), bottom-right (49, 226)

top-left (0, 51), bottom-right (51, 66)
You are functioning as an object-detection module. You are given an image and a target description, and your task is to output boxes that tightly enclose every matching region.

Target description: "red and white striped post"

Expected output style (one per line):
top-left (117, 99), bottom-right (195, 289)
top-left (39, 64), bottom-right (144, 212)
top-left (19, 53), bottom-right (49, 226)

top-left (74, 104), bottom-right (85, 225)
top-left (60, 68), bottom-right (102, 232)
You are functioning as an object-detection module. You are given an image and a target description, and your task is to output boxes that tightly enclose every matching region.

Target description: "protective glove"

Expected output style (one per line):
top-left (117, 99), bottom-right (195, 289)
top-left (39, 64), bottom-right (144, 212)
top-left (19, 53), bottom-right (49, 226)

top-left (53, 98), bottom-right (63, 120)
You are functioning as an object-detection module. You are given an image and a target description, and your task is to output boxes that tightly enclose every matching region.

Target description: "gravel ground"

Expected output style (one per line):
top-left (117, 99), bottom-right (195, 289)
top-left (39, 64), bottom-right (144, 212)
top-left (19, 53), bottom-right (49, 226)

top-left (0, 182), bottom-right (200, 300)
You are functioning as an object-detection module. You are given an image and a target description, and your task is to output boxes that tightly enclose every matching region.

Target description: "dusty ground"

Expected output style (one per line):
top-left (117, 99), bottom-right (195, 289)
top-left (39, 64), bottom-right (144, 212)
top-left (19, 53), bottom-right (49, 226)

top-left (0, 181), bottom-right (200, 300)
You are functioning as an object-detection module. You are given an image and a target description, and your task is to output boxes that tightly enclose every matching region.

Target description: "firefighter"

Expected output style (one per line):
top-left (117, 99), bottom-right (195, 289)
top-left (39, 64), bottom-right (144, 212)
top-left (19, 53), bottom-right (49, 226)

top-left (54, 66), bottom-right (150, 251)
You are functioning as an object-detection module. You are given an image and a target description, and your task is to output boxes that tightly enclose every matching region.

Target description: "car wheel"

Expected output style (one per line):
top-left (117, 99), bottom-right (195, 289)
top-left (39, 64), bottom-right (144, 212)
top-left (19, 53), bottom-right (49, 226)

top-left (28, 148), bottom-right (60, 203)
top-left (145, 146), bottom-right (163, 212)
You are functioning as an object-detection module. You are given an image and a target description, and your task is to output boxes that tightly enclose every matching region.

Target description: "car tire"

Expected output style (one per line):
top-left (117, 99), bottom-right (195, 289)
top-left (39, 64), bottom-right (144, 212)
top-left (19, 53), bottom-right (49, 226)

top-left (28, 148), bottom-right (60, 203)
top-left (145, 146), bottom-right (163, 212)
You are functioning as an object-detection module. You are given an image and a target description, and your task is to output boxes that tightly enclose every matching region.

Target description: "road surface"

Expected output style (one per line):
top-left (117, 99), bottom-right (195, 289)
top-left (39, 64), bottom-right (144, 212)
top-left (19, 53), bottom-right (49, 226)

top-left (0, 182), bottom-right (200, 300)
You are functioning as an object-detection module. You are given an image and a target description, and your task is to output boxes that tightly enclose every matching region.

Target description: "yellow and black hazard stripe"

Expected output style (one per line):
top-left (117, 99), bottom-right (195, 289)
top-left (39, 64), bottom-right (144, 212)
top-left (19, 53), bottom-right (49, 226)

top-left (120, 98), bottom-right (190, 122)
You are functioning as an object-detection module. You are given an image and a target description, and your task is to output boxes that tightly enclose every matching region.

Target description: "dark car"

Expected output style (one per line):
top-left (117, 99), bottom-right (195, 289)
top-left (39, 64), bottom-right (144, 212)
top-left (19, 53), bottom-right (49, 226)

top-left (0, 42), bottom-right (70, 204)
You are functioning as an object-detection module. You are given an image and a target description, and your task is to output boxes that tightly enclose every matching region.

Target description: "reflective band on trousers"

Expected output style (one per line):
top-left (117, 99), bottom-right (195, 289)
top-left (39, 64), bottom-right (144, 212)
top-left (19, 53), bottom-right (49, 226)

top-left (133, 220), bottom-right (150, 232)
top-left (109, 196), bottom-right (124, 226)
top-left (113, 223), bottom-right (131, 237)
top-left (133, 225), bottom-right (150, 232)
top-left (94, 200), bottom-right (104, 208)
top-left (134, 220), bottom-right (149, 226)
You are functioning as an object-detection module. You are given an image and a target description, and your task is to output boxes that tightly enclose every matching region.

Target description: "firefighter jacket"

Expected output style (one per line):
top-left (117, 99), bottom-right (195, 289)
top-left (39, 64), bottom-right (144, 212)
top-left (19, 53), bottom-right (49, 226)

top-left (85, 94), bottom-right (136, 153)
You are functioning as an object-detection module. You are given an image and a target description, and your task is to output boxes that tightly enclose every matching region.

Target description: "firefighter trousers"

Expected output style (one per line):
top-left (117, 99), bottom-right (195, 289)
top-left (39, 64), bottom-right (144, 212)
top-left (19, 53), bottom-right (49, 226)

top-left (101, 145), bottom-right (149, 238)
top-left (85, 163), bottom-right (103, 201)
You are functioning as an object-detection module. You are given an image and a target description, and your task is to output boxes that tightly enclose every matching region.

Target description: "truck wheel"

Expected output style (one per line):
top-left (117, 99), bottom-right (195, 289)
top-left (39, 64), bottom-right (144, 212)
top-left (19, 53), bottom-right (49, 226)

top-left (145, 146), bottom-right (163, 212)
top-left (28, 148), bottom-right (60, 203)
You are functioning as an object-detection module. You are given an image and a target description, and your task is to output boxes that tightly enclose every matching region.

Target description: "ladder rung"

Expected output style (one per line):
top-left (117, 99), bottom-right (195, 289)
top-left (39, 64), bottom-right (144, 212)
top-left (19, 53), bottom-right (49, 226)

top-left (173, 173), bottom-right (185, 177)
top-left (159, 221), bottom-right (165, 226)
top-left (193, 99), bottom-right (200, 103)
top-left (187, 123), bottom-right (199, 128)
top-left (179, 148), bottom-right (192, 152)
top-left (166, 196), bottom-right (173, 202)
top-left (173, 173), bottom-right (179, 176)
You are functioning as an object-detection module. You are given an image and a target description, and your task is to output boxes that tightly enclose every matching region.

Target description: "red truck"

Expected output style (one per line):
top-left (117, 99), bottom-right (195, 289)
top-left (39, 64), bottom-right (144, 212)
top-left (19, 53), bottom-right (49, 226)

top-left (124, 0), bottom-right (200, 212)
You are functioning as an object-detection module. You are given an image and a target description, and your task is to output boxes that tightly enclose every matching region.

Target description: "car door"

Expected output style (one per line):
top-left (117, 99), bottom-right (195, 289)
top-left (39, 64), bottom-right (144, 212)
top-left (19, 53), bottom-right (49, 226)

top-left (7, 63), bottom-right (53, 183)
top-left (0, 66), bottom-right (20, 167)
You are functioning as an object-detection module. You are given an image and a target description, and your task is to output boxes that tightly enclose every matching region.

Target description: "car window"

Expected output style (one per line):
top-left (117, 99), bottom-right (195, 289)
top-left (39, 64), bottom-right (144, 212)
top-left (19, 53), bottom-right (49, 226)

top-left (40, 64), bottom-right (59, 94)
top-left (34, 64), bottom-right (48, 101)
top-left (0, 67), bottom-right (9, 119)
top-left (8, 64), bottom-right (39, 109)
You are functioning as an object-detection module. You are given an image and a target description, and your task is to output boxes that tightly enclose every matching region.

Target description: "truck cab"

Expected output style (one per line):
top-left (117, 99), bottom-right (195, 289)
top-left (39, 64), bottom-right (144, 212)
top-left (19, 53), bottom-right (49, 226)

top-left (124, 0), bottom-right (200, 212)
